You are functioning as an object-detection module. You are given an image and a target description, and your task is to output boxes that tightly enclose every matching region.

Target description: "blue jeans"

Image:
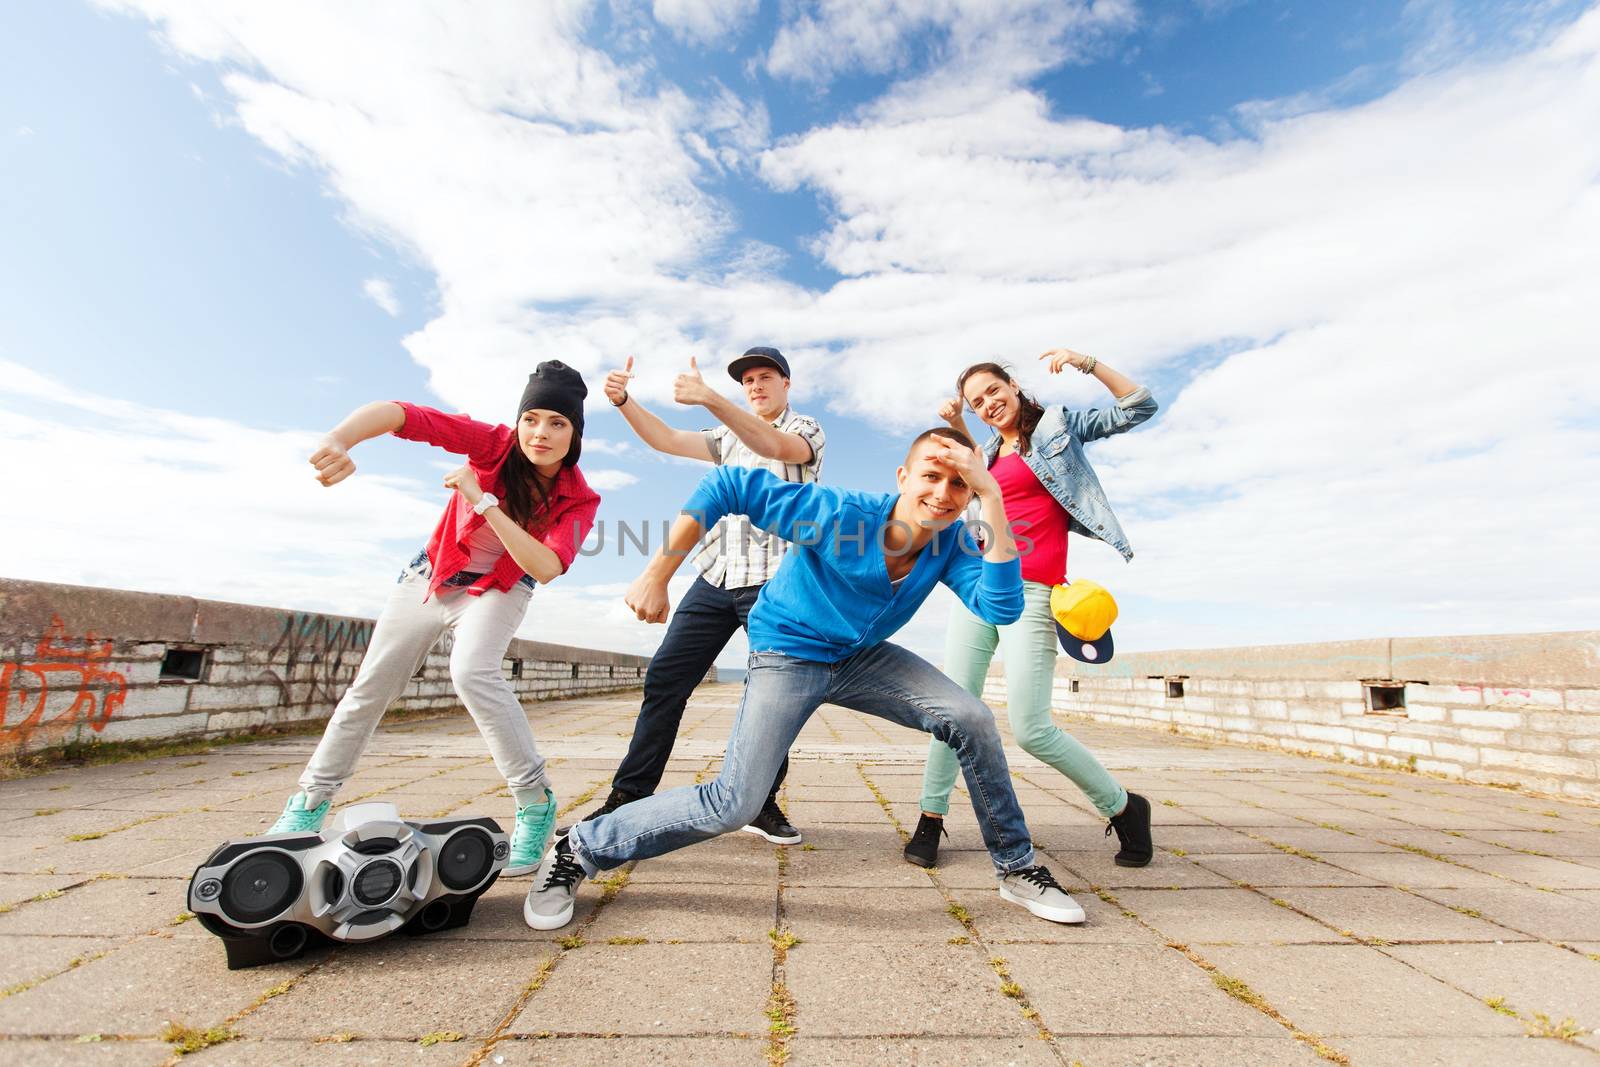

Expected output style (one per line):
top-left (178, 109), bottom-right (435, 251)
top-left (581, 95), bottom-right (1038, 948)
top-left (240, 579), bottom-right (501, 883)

top-left (570, 642), bottom-right (1037, 876)
top-left (610, 576), bottom-right (785, 804)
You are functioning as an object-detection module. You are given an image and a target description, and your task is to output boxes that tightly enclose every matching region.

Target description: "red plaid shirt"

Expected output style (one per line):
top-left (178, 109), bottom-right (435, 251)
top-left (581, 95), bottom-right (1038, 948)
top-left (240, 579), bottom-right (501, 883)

top-left (394, 402), bottom-right (601, 599)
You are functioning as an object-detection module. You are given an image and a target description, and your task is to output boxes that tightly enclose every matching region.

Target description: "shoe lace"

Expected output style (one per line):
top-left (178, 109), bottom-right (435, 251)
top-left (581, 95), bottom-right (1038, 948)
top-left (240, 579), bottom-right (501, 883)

top-left (761, 797), bottom-right (787, 821)
top-left (540, 844), bottom-right (585, 892)
top-left (1014, 865), bottom-right (1064, 892)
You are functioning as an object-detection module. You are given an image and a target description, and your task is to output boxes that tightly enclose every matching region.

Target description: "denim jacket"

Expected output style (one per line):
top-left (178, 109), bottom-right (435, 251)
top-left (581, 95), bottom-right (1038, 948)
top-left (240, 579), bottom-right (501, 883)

top-left (981, 386), bottom-right (1158, 561)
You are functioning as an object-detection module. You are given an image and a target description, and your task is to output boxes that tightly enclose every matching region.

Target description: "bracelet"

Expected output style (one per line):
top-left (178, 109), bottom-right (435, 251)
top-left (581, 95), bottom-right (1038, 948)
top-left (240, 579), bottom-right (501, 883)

top-left (1080, 355), bottom-right (1097, 374)
top-left (612, 391), bottom-right (629, 408)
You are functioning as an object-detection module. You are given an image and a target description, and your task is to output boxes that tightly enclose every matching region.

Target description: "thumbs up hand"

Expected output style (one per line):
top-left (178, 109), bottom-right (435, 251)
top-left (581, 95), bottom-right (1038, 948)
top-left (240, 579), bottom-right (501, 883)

top-left (604, 356), bottom-right (635, 407)
top-left (673, 356), bottom-right (716, 408)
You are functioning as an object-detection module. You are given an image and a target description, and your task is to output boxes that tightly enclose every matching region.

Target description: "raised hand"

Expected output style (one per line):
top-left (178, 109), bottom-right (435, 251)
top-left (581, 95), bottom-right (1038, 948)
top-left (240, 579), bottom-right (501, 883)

top-left (1039, 347), bottom-right (1091, 374)
top-left (937, 395), bottom-right (963, 423)
top-left (673, 356), bottom-right (717, 407)
top-left (604, 356), bottom-right (635, 406)
top-left (309, 436), bottom-right (356, 487)
top-left (927, 438), bottom-right (998, 499)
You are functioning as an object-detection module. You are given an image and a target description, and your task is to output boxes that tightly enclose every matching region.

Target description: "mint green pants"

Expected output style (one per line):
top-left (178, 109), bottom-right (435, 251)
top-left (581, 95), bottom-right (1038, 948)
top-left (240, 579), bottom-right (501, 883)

top-left (920, 581), bottom-right (1128, 818)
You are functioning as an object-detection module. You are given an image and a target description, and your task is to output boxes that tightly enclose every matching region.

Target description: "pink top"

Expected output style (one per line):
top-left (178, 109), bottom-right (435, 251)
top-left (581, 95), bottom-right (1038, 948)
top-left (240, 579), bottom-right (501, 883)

top-left (991, 451), bottom-right (1069, 586)
top-left (392, 403), bottom-right (601, 598)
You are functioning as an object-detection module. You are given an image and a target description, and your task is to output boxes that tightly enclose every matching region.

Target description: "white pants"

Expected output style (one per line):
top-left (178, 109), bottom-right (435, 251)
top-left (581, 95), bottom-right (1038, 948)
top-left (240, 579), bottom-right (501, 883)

top-left (299, 562), bottom-right (548, 808)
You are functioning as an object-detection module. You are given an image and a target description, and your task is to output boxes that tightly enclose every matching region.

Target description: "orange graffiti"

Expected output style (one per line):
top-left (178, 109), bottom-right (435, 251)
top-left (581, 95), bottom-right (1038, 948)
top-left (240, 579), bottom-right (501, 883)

top-left (1, 616), bottom-right (127, 745)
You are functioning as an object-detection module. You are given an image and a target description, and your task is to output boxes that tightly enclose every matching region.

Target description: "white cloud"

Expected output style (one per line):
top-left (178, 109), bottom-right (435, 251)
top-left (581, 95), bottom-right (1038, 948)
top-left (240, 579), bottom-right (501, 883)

top-left (362, 277), bottom-right (400, 316)
top-left (652, 0), bottom-right (758, 46)
top-left (582, 468), bottom-right (640, 490)
top-left (765, 0), bottom-right (1138, 89)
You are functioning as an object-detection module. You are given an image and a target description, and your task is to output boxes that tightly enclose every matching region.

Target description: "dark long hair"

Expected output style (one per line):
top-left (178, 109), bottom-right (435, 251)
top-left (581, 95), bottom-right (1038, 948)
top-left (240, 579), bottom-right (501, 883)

top-left (956, 362), bottom-right (1046, 456)
top-left (498, 428), bottom-right (581, 531)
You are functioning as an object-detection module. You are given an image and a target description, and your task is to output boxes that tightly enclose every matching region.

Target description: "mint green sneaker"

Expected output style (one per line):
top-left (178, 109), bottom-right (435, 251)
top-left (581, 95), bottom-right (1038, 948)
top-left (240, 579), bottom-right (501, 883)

top-left (505, 788), bottom-right (557, 877)
top-left (268, 792), bottom-right (330, 835)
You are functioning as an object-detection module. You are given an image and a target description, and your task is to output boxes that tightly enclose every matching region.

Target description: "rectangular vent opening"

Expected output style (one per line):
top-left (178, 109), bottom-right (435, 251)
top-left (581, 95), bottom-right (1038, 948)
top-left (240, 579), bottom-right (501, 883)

top-left (159, 647), bottom-right (207, 683)
top-left (1166, 678), bottom-right (1185, 699)
top-left (570, 663), bottom-right (580, 680)
top-left (509, 659), bottom-right (523, 680)
top-left (1069, 679), bottom-right (1080, 694)
top-left (1365, 681), bottom-right (1407, 714)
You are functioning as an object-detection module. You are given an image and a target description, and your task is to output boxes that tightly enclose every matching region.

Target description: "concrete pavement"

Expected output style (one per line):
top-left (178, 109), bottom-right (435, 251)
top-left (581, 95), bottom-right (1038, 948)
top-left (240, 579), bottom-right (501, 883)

top-left (0, 682), bottom-right (1597, 1065)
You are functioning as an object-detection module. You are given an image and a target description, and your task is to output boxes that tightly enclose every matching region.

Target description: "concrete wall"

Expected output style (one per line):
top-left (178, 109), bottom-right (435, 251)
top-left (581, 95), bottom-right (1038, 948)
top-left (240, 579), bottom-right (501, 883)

top-left (985, 631), bottom-right (1600, 801)
top-left (0, 577), bottom-right (653, 758)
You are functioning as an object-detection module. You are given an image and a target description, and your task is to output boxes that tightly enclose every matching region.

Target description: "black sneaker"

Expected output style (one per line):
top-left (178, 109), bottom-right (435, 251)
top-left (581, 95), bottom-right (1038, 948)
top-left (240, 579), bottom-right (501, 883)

top-left (1106, 792), bottom-right (1153, 867)
top-left (556, 787), bottom-right (644, 836)
top-left (741, 797), bottom-right (802, 845)
top-left (903, 813), bottom-right (947, 868)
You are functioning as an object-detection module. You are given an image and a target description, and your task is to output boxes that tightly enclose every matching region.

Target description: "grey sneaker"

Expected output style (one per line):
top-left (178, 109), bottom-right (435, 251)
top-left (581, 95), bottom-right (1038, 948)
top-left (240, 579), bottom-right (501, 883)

top-left (523, 832), bottom-right (585, 931)
top-left (998, 865), bottom-right (1086, 924)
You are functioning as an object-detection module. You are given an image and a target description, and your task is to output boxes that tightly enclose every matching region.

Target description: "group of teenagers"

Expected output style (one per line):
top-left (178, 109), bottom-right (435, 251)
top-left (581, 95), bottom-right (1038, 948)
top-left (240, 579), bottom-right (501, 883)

top-left (268, 345), bottom-right (1159, 929)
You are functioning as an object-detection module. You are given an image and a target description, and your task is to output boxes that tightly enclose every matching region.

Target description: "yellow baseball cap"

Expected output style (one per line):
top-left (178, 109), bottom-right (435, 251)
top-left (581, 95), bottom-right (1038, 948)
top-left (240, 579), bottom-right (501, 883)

top-left (1051, 580), bottom-right (1117, 664)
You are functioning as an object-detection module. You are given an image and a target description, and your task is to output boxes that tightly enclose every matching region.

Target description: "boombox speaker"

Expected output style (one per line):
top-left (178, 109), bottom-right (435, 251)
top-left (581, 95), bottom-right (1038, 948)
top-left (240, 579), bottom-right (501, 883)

top-left (188, 802), bottom-right (508, 969)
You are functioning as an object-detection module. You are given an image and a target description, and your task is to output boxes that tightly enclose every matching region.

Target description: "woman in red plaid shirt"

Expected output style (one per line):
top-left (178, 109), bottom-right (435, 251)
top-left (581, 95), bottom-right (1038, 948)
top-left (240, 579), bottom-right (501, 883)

top-left (267, 362), bottom-right (600, 876)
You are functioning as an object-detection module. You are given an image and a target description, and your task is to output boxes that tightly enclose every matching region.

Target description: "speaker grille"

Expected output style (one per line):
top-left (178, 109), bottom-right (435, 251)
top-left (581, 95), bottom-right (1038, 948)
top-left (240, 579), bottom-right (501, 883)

top-left (352, 859), bottom-right (403, 907)
top-left (437, 828), bottom-right (495, 891)
top-left (219, 850), bottom-right (303, 925)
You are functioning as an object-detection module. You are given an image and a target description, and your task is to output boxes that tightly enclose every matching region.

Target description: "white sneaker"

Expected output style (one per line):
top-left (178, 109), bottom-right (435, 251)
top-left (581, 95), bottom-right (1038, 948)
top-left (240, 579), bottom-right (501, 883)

top-left (523, 832), bottom-right (585, 930)
top-left (998, 865), bottom-right (1086, 924)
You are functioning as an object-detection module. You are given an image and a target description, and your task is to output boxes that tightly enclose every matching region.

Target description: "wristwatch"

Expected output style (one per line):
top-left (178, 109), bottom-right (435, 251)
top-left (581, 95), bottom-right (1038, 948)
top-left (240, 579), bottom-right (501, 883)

top-left (472, 492), bottom-right (499, 515)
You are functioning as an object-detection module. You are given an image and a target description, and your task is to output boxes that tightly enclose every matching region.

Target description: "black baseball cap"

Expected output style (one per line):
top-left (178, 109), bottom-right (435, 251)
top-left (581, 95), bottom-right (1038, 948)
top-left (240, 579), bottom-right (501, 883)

top-left (727, 346), bottom-right (791, 382)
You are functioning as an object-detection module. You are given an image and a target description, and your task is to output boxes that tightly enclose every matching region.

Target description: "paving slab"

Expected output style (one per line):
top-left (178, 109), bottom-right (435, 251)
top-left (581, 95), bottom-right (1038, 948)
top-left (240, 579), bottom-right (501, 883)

top-left (1412, 886), bottom-right (1600, 942)
top-left (0, 934), bottom-right (310, 1038)
top-left (0, 1038), bottom-right (173, 1065)
top-left (789, 1035), bottom-right (1059, 1065)
top-left (1114, 887), bottom-right (1341, 944)
top-left (1386, 942), bottom-right (1600, 1035)
top-left (1269, 886), bottom-right (1525, 943)
top-left (185, 1037), bottom-right (461, 1064)
top-left (1002, 943), bottom-right (1282, 1037)
top-left (486, 1036), bottom-right (765, 1065)
top-left (242, 939), bottom-right (547, 1041)
top-left (511, 943), bottom-right (770, 1036)
top-left (784, 943), bottom-right (1035, 1037)
top-left (1335, 1036), bottom-right (1599, 1066)
top-left (1203, 943), bottom-right (1531, 1038)
top-left (584, 880), bottom-right (776, 943)
top-left (1054, 1034), bottom-right (1325, 1065)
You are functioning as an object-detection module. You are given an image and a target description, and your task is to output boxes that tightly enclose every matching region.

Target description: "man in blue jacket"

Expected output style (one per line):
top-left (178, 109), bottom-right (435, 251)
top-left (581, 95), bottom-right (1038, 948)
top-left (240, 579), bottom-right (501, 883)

top-left (524, 428), bottom-right (1087, 929)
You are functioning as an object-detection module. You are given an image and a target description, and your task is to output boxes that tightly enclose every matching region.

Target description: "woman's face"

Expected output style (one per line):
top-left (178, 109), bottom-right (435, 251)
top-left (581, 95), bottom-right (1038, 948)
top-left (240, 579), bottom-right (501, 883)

top-left (962, 371), bottom-right (1021, 431)
top-left (518, 408), bottom-right (574, 470)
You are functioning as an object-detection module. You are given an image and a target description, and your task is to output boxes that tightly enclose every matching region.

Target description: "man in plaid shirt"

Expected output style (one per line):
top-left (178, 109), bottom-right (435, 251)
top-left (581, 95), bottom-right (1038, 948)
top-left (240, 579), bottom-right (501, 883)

top-left (578, 347), bottom-right (825, 843)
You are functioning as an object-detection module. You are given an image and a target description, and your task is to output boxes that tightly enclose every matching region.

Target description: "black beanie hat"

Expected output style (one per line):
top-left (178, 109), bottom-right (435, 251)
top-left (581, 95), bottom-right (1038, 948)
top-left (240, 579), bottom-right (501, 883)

top-left (517, 361), bottom-right (588, 436)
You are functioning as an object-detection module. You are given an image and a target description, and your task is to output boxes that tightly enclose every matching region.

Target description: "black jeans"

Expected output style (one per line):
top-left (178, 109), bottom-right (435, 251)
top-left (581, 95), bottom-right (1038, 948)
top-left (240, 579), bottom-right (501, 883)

top-left (611, 575), bottom-right (788, 806)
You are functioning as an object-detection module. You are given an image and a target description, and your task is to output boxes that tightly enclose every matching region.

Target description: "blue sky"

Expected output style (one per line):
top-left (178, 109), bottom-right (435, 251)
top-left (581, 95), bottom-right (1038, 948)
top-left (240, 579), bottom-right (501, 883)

top-left (2, 0), bottom-right (1597, 667)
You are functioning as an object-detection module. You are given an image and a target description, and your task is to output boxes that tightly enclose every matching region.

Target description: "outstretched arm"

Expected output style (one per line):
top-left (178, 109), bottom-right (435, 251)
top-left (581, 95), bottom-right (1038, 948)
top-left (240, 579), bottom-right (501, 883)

top-left (605, 357), bottom-right (716, 462)
top-left (1038, 348), bottom-right (1158, 442)
top-left (675, 358), bottom-right (814, 464)
top-left (309, 401), bottom-right (407, 486)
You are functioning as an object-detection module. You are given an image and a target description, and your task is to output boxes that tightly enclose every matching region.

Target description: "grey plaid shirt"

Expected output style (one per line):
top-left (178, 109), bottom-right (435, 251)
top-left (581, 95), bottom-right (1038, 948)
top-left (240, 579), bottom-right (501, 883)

top-left (693, 407), bottom-right (826, 589)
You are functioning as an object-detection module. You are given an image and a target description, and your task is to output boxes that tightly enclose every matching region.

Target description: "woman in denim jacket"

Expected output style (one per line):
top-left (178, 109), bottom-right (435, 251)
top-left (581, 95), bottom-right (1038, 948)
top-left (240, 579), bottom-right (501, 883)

top-left (905, 350), bottom-right (1158, 870)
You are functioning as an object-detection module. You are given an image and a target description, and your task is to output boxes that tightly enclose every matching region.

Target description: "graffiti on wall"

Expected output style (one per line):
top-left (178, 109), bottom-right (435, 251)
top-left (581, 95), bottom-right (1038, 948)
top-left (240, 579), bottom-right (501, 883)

top-left (259, 612), bottom-right (374, 712)
top-left (1, 615), bottom-right (127, 746)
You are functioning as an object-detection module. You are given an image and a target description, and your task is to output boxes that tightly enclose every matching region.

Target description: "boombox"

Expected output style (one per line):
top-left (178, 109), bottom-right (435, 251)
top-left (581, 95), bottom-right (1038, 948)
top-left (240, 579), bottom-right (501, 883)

top-left (187, 802), bottom-right (508, 969)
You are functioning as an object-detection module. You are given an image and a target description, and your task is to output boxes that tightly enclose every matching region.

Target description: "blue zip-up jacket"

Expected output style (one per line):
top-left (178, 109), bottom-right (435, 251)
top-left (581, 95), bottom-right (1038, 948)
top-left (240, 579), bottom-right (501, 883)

top-left (981, 386), bottom-right (1158, 561)
top-left (682, 466), bottom-right (1024, 664)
